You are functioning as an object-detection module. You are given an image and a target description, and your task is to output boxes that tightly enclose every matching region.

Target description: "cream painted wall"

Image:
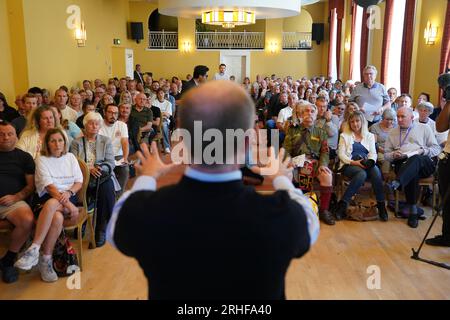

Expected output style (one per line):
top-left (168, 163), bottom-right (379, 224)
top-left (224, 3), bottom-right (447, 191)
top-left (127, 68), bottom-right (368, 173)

top-left (7, 0), bottom-right (29, 98)
top-left (0, 0), bottom-right (15, 103)
top-left (21, 0), bottom-right (131, 95)
top-left (128, 1), bottom-right (327, 81)
top-left (413, 0), bottom-right (447, 105)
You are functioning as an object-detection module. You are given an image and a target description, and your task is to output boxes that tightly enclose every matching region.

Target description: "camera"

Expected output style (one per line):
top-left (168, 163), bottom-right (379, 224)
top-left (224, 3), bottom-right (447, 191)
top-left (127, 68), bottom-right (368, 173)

top-left (438, 72), bottom-right (450, 101)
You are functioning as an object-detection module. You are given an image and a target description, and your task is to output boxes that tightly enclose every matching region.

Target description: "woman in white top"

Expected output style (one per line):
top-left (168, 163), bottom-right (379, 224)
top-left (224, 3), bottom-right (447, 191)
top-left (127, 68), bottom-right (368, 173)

top-left (14, 128), bottom-right (83, 282)
top-left (336, 111), bottom-right (388, 221)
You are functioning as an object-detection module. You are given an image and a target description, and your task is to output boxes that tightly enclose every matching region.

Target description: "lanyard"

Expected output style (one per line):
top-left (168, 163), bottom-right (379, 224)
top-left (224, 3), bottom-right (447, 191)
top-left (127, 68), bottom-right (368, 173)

top-left (399, 125), bottom-right (413, 148)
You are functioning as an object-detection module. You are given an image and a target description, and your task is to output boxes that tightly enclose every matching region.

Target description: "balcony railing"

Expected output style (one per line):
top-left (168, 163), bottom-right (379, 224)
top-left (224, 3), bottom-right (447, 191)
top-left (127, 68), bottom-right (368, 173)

top-left (282, 32), bottom-right (312, 50)
top-left (148, 30), bottom-right (178, 49)
top-left (196, 31), bottom-right (264, 50)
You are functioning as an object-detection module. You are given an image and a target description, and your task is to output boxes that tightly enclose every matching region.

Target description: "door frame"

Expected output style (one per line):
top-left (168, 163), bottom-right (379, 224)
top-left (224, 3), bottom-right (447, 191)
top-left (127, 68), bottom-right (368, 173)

top-left (219, 50), bottom-right (251, 81)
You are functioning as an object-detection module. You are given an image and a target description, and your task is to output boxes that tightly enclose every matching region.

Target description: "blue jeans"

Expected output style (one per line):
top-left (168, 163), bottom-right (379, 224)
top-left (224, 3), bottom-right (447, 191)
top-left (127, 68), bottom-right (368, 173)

top-left (342, 165), bottom-right (385, 203)
top-left (162, 120), bottom-right (170, 149)
top-left (266, 119), bottom-right (276, 147)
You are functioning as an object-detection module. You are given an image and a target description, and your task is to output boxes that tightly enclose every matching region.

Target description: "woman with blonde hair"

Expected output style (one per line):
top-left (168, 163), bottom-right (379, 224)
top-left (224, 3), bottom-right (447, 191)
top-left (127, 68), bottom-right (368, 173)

top-left (14, 128), bottom-right (83, 282)
top-left (336, 111), bottom-right (388, 221)
top-left (16, 105), bottom-right (64, 159)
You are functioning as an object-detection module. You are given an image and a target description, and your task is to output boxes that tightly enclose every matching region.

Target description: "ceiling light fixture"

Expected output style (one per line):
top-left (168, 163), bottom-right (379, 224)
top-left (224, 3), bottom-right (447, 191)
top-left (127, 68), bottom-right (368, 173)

top-left (201, 9), bottom-right (255, 29)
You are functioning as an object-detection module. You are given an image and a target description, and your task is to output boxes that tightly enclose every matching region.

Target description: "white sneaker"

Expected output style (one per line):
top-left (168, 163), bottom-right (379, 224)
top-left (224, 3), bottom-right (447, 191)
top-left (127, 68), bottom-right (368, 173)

top-left (38, 256), bottom-right (58, 282)
top-left (14, 246), bottom-right (39, 271)
top-left (164, 148), bottom-right (171, 154)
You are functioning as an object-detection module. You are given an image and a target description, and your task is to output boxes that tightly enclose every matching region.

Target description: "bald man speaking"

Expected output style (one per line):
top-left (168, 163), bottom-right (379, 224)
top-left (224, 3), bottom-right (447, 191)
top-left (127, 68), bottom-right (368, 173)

top-left (107, 81), bottom-right (319, 300)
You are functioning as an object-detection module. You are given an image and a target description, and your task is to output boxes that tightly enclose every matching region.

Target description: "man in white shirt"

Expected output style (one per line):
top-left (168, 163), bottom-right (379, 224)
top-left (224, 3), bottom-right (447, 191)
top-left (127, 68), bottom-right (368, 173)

top-left (99, 104), bottom-right (129, 194)
top-left (277, 93), bottom-right (298, 133)
top-left (213, 64), bottom-right (228, 81)
top-left (152, 89), bottom-right (173, 154)
top-left (54, 89), bottom-right (78, 123)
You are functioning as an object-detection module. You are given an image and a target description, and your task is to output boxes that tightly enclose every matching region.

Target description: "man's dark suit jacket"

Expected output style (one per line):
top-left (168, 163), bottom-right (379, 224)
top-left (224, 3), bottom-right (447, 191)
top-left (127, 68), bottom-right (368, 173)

top-left (134, 70), bottom-right (144, 85)
top-left (114, 176), bottom-right (310, 300)
top-left (180, 78), bottom-right (198, 98)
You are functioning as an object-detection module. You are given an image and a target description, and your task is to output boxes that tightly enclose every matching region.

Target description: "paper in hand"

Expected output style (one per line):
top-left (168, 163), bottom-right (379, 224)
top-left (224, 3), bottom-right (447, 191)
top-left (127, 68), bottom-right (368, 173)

top-left (292, 154), bottom-right (306, 168)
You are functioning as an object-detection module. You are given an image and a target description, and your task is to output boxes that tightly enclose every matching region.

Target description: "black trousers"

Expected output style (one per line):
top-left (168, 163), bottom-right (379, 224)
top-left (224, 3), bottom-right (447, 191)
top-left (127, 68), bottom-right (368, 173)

top-left (438, 158), bottom-right (450, 239)
top-left (89, 178), bottom-right (115, 235)
top-left (394, 155), bottom-right (435, 206)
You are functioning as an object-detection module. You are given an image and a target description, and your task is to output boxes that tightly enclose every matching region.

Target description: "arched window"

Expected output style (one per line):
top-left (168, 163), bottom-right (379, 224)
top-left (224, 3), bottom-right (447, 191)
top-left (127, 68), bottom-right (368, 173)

top-left (148, 9), bottom-right (178, 49)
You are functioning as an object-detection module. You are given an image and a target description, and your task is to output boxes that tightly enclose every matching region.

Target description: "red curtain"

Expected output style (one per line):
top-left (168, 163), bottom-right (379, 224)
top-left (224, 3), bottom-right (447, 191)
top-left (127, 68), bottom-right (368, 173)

top-left (440, 0), bottom-right (450, 74)
top-left (328, 8), bottom-right (337, 79)
top-left (349, 1), bottom-right (358, 79)
top-left (360, 10), bottom-right (370, 77)
top-left (400, 0), bottom-right (416, 94)
top-left (381, 0), bottom-right (394, 85)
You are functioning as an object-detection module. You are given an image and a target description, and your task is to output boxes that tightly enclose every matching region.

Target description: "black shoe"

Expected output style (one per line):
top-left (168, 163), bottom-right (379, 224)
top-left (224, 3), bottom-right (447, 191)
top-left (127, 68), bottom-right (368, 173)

top-left (334, 201), bottom-right (348, 221)
top-left (407, 214), bottom-right (419, 228)
top-left (319, 210), bottom-right (336, 226)
top-left (0, 260), bottom-right (18, 284)
top-left (425, 235), bottom-right (450, 247)
top-left (95, 231), bottom-right (106, 247)
top-left (377, 203), bottom-right (388, 222)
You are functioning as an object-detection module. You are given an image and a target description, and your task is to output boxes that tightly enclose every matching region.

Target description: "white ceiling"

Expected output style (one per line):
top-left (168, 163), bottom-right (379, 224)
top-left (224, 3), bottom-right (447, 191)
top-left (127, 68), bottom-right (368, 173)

top-left (129, 0), bottom-right (324, 19)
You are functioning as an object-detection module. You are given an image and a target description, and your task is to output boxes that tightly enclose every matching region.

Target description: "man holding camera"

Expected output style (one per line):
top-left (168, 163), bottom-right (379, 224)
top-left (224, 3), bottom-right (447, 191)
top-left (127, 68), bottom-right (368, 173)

top-left (427, 73), bottom-right (450, 246)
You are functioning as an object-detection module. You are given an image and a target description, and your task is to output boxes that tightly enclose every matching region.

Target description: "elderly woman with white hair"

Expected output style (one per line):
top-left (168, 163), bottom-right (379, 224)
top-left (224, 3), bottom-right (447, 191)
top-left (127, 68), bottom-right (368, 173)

top-left (415, 101), bottom-right (448, 147)
top-left (70, 111), bottom-right (118, 247)
top-left (369, 108), bottom-right (397, 175)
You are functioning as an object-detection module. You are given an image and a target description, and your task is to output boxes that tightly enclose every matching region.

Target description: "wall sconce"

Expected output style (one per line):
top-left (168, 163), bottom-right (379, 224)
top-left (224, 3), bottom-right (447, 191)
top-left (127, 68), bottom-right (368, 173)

top-left (269, 41), bottom-right (278, 54)
top-left (344, 37), bottom-right (351, 52)
top-left (182, 41), bottom-right (191, 53)
top-left (424, 21), bottom-right (438, 45)
top-left (75, 21), bottom-right (87, 47)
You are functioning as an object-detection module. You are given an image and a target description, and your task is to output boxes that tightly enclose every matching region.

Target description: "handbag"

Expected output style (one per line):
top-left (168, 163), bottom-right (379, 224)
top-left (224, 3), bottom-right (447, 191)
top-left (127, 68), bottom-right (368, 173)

top-left (346, 200), bottom-right (378, 222)
top-left (82, 137), bottom-right (113, 189)
top-left (52, 230), bottom-right (79, 277)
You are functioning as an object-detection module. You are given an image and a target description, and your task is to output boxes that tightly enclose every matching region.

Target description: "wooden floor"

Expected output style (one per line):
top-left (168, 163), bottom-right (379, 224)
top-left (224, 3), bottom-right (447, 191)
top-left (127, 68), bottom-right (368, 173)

top-left (1, 153), bottom-right (450, 300)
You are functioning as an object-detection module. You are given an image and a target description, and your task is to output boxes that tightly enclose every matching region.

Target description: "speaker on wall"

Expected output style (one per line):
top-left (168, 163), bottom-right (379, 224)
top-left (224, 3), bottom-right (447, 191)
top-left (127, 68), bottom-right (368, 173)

top-left (312, 23), bottom-right (324, 45)
top-left (130, 22), bottom-right (144, 44)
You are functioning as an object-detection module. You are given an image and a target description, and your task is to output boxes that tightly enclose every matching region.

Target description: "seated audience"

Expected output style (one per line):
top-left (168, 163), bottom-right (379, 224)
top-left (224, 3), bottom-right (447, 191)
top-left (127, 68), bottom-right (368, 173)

top-left (54, 89), bottom-right (78, 123)
top-left (369, 109), bottom-right (397, 175)
top-left (118, 103), bottom-right (140, 156)
top-left (152, 89), bottom-right (173, 154)
top-left (0, 92), bottom-right (19, 122)
top-left (415, 101), bottom-right (448, 147)
top-left (70, 112), bottom-right (117, 247)
top-left (385, 107), bottom-right (440, 228)
top-left (14, 128), bottom-right (82, 282)
top-left (315, 96), bottom-right (339, 160)
top-left (131, 93), bottom-right (154, 144)
top-left (76, 101), bottom-right (96, 129)
top-left (283, 101), bottom-right (335, 225)
top-left (336, 111), bottom-right (387, 221)
top-left (17, 105), bottom-right (62, 159)
top-left (12, 93), bottom-right (38, 136)
top-left (51, 106), bottom-right (82, 146)
top-left (99, 104), bottom-right (129, 194)
top-left (0, 122), bottom-right (35, 283)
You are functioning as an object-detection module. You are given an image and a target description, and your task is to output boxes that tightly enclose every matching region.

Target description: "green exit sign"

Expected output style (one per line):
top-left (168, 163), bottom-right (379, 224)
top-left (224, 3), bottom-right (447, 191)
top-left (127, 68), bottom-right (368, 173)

top-left (113, 39), bottom-right (121, 45)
